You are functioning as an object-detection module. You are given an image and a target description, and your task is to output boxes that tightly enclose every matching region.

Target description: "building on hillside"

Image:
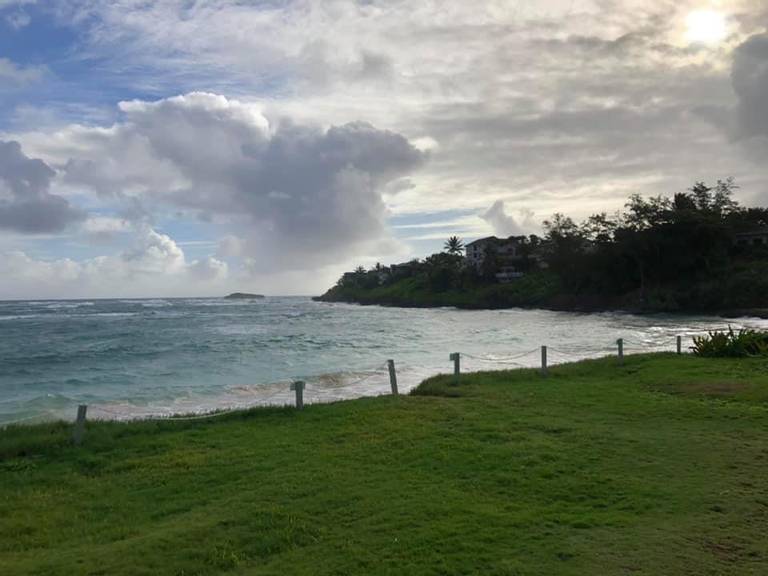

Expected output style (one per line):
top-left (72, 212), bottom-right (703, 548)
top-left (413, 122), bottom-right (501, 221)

top-left (465, 236), bottom-right (523, 269)
top-left (465, 236), bottom-right (534, 283)
top-left (735, 228), bottom-right (768, 247)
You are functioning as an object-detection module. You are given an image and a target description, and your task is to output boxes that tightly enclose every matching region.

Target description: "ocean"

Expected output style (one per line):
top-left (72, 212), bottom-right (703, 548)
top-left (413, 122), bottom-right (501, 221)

top-left (1, 297), bottom-right (766, 425)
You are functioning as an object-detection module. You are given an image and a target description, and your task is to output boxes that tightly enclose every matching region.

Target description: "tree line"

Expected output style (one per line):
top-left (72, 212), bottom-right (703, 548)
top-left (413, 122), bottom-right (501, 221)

top-left (542, 179), bottom-right (767, 303)
top-left (334, 179), bottom-right (768, 309)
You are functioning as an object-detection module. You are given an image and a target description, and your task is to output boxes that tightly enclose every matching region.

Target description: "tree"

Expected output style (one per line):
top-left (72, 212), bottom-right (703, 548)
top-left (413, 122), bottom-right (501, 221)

top-left (444, 236), bottom-right (465, 255)
top-left (673, 192), bottom-right (697, 212)
top-left (425, 252), bottom-right (463, 291)
top-left (543, 213), bottom-right (580, 241)
top-left (711, 178), bottom-right (739, 216)
top-left (623, 194), bottom-right (671, 231)
top-left (688, 179), bottom-right (738, 216)
top-left (581, 212), bottom-right (618, 243)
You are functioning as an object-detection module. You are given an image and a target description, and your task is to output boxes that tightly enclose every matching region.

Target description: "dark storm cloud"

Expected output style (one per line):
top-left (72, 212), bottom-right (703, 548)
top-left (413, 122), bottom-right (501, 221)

top-left (732, 33), bottom-right (768, 138)
top-left (0, 140), bottom-right (84, 233)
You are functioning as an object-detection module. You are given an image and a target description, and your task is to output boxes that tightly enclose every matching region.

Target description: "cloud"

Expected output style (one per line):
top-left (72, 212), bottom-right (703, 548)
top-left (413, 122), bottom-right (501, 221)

top-left (481, 200), bottom-right (537, 237)
top-left (13, 0), bottom-right (768, 224)
top-left (81, 215), bottom-right (131, 242)
top-left (0, 140), bottom-right (85, 233)
top-left (732, 33), bottom-right (768, 138)
top-left (40, 92), bottom-right (425, 270)
top-left (4, 9), bottom-right (30, 28)
top-left (0, 0), bottom-right (35, 8)
top-left (0, 227), bottom-right (228, 299)
top-left (0, 58), bottom-right (44, 86)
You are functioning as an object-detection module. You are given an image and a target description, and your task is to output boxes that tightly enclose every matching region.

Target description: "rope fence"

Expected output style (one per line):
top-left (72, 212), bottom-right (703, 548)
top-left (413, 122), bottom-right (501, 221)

top-left (1, 333), bottom-right (706, 441)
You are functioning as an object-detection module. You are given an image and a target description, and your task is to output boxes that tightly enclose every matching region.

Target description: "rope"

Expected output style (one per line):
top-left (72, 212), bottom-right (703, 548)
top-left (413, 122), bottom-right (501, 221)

top-left (546, 347), bottom-right (589, 359)
top-left (89, 405), bottom-right (123, 416)
top-left (91, 386), bottom-right (292, 421)
top-left (331, 363), bottom-right (389, 388)
top-left (461, 348), bottom-right (540, 363)
top-left (144, 411), bottom-right (236, 422)
top-left (622, 338), bottom-right (652, 347)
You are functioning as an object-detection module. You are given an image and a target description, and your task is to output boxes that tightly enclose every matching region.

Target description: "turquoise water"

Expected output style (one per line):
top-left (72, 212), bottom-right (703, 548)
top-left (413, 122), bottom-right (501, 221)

top-left (1, 297), bottom-right (766, 424)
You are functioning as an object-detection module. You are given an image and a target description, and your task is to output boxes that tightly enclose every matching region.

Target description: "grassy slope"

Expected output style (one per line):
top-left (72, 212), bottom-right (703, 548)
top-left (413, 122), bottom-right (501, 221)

top-left (318, 272), bottom-right (562, 309)
top-left (2, 354), bottom-right (768, 575)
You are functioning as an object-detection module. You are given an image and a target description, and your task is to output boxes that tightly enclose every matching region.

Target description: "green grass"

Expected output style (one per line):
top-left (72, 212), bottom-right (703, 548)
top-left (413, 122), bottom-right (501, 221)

top-left (318, 271), bottom-right (562, 309)
top-left (2, 354), bottom-right (768, 575)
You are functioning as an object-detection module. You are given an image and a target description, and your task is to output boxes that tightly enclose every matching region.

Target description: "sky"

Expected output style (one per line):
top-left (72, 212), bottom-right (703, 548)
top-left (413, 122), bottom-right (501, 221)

top-left (0, 0), bottom-right (767, 298)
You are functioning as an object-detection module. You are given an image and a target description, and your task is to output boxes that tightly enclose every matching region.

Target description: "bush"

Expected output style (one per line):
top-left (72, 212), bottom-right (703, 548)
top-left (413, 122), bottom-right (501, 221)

top-left (692, 326), bottom-right (768, 357)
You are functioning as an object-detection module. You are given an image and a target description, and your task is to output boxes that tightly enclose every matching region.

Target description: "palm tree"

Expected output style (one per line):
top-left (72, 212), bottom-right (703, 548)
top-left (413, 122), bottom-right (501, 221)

top-left (444, 236), bottom-right (465, 255)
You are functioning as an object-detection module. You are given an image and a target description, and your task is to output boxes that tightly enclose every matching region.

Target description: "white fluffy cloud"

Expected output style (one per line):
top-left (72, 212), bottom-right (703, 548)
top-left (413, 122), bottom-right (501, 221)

top-left (481, 201), bottom-right (537, 237)
top-left (24, 92), bottom-right (425, 271)
top-left (0, 227), bottom-right (228, 299)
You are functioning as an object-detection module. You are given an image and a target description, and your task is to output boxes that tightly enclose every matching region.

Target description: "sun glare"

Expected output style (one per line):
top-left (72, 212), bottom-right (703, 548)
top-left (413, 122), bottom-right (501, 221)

top-left (685, 10), bottom-right (727, 44)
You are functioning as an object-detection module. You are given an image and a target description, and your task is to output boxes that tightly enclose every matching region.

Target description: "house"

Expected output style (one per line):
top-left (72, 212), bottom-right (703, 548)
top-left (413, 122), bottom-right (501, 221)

top-left (465, 236), bottom-right (530, 282)
top-left (465, 236), bottom-right (523, 269)
top-left (735, 228), bottom-right (768, 248)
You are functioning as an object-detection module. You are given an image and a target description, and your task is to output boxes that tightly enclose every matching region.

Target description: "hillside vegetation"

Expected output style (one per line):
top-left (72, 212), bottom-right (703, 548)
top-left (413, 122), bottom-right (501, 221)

top-left (318, 179), bottom-right (768, 313)
top-left (2, 354), bottom-right (768, 575)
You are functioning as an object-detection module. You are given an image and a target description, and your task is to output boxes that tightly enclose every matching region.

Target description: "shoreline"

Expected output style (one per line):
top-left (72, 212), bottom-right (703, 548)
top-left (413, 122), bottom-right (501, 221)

top-left (5, 301), bottom-right (768, 428)
top-left (313, 295), bottom-right (768, 320)
top-left (0, 351), bottom-right (655, 429)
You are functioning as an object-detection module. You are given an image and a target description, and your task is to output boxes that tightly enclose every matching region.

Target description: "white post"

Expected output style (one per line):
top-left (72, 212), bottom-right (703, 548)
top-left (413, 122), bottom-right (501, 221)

top-left (450, 353), bottom-right (460, 384)
top-left (676, 336), bottom-right (682, 355)
top-left (617, 338), bottom-right (624, 365)
top-left (290, 380), bottom-right (305, 410)
top-left (73, 404), bottom-right (87, 445)
top-left (387, 359), bottom-right (398, 396)
top-left (541, 346), bottom-right (548, 376)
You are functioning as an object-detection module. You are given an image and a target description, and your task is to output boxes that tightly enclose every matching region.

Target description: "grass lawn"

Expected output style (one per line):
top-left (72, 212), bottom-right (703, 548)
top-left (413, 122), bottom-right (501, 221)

top-left (2, 354), bottom-right (768, 575)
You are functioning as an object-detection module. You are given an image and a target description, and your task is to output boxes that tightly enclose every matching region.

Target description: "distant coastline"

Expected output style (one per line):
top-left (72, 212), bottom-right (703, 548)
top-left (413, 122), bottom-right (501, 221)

top-left (314, 271), bottom-right (768, 319)
top-left (224, 292), bottom-right (265, 300)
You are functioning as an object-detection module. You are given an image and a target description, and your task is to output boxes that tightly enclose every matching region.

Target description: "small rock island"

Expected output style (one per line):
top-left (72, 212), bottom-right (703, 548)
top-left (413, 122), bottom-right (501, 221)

top-left (224, 292), bottom-right (265, 300)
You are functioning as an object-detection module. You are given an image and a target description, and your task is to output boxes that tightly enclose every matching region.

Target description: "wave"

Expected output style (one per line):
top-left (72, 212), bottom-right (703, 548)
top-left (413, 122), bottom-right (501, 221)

top-left (116, 299), bottom-right (172, 307)
top-left (92, 312), bottom-right (138, 318)
top-left (43, 301), bottom-right (95, 309)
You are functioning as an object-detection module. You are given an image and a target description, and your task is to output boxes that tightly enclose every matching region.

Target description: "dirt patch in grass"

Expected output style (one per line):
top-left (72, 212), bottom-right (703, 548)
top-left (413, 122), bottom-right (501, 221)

top-left (651, 380), bottom-right (750, 400)
top-left (702, 539), bottom-right (745, 563)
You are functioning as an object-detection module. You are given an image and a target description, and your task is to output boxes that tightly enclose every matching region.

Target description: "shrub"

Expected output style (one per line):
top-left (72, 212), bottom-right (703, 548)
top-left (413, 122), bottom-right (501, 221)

top-left (692, 326), bottom-right (768, 357)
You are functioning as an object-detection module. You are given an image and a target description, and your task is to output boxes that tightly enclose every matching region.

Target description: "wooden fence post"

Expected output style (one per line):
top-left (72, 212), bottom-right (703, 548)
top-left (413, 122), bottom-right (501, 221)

top-left (387, 359), bottom-right (399, 396)
top-left (540, 346), bottom-right (548, 377)
top-left (290, 381), bottom-right (305, 410)
top-left (617, 338), bottom-right (624, 365)
top-left (676, 336), bottom-right (682, 355)
top-left (450, 353), bottom-right (460, 384)
top-left (73, 405), bottom-right (87, 445)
